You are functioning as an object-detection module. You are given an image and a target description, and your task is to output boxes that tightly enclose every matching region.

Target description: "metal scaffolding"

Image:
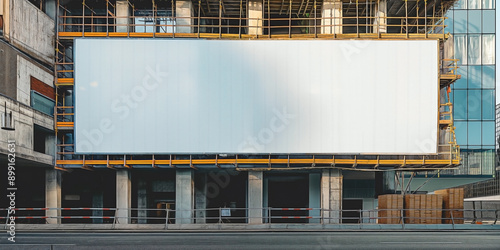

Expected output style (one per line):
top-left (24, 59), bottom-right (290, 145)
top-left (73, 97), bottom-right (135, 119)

top-left (53, 0), bottom-right (461, 171)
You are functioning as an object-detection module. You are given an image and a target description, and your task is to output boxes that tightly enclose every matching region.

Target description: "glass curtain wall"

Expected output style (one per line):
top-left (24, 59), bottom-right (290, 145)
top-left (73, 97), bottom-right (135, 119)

top-left (445, 0), bottom-right (496, 175)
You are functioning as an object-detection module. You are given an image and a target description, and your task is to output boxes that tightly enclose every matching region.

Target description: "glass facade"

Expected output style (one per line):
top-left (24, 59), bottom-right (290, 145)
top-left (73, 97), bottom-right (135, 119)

top-left (446, 0), bottom-right (496, 176)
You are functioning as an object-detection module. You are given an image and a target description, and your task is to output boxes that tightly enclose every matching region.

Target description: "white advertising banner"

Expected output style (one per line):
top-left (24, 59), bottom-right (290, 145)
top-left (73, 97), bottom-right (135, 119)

top-left (74, 39), bottom-right (438, 154)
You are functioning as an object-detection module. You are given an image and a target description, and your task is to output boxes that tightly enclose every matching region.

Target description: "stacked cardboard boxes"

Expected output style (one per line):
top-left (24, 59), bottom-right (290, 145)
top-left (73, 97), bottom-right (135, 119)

top-left (434, 188), bottom-right (464, 224)
top-left (404, 194), bottom-right (443, 224)
top-left (378, 194), bottom-right (403, 224)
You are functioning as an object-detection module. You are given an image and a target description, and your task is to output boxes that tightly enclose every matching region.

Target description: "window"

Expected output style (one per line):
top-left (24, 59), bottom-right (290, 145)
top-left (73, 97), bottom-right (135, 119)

top-left (468, 66), bottom-right (481, 88)
top-left (33, 125), bottom-right (53, 154)
top-left (467, 0), bottom-right (480, 9)
top-left (454, 66), bottom-right (467, 89)
top-left (482, 10), bottom-right (495, 33)
top-left (456, 0), bottom-right (467, 9)
top-left (454, 90), bottom-right (467, 119)
top-left (444, 12), bottom-right (453, 34)
top-left (482, 34), bottom-right (495, 65)
top-left (483, 0), bottom-right (495, 9)
top-left (482, 66), bottom-right (495, 88)
top-left (468, 122), bottom-right (481, 145)
top-left (453, 11), bottom-right (467, 33)
top-left (468, 10), bottom-right (481, 33)
top-left (482, 122), bottom-right (495, 145)
top-left (467, 35), bottom-right (481, 65)
top-left (454, 35), bottom-right (467, 65)
top-left (467, 90), bottom-right (481, 120)
top-left (455, 121), bottom-right (467, 145)
top-left (482, 90), bottom-right (495, 120)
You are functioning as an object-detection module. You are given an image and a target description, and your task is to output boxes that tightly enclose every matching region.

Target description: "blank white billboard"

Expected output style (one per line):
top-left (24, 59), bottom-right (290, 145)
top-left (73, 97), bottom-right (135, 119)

top-left (74, 39), bottom-right (438, 154)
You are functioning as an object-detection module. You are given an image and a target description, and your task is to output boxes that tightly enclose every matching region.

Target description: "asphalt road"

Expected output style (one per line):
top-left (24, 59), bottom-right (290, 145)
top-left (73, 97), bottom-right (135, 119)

top-left (1, 231), bottom-right (499, 249)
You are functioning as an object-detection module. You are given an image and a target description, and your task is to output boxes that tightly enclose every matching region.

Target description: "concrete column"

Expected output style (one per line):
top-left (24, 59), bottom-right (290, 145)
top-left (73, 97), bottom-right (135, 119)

top-left (321, 169), bottom-right (342, 223)
top-left (137, 179), bottom-right (147, 224)
top-left (176, 0), bottom-right (193, 33)
top-left (116, 169), bottom-right (131, 224)
top-left (309, 173), bottom-right (321, 223)
top-left (329, 169), bottom-right (342, 224)
top-left (45, 169), bottom-right (61, 224)
top-left (321, 0), bottom-right (342, 34)
top-left (248, 171), bottom-right (263, 224)
top-left (116, 1), bottom-right (130, 32)
top-left (176, 169), bottom-right (194, 224)
top-left (247, 0), bottom-right (263, 35)
top-left (372, 0), bottom-right (387, 34)
top-left (194, 173), bottom-right (207, 224)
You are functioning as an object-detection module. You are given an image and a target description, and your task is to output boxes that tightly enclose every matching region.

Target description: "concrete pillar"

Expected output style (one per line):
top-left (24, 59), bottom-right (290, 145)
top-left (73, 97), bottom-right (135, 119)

top-left (321, 169), bottom-right (342, 223)
top-left (309, 173), bottom-right (321, 223)
top-left (321, 0), bottom-right (342, 34)
top-left (247, 0), bottom-right (263, 35)
top-left (45, 169), bottom-right (61, 224)
top-left (92, 192), bottom-right (103, 224)
top-left (373, 0), bottom-right (387, 34)
top-left (176, 169), bottom-right (194, 224)
top-left (116, 169), bottom-right (131, 224)
top-left (329, 169), bottom-right (342, 223)
top-left (176, 0), bottom-right (193, 33)
top-left (248, 171), bottom-right (263, 224)
top-left (137, 179), bottom-right (147, 224)
top-left (116, 1), bottom-right (130, 32)
top-left (194, 173), bottom-right (207, 224)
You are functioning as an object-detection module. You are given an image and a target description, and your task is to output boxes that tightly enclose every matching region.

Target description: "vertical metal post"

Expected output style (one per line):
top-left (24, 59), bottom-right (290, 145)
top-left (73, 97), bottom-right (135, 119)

top-left (82, 0), bottom-right (85, 36)
top-left (267, 0), bottom-right (270, 38)
top-left (405, 0), bottom-right (408, 38)
top-left (416, 0), bottom-right (419, 34)
top-left (377, 0), bottom-right (380, 37)
top-left (268, 207), bottom-right (272, 224)
top-left (106, 0), bottom-right (109, 35)
top-left (165, 208), bottom-right (169, 229)
top-left (172, 0), bottom-right (175, 37)
top-left (451, 209), bottom-right (455, 229)
top-left (198, 0), bottom-right (201, 38)
top-left (314, 0), bottom-right (317, 38)
top-left (152, 0), bottom-right (156, 37)
top-left (356, 0), bottom-right (359, 38)
top-left (239, 0), bottom-right (242, 38)
top-left (289, 0), bottom-right (292, 38)
top-left (219, 0), bottom-right (222, 38)
top-left (219, 207), bottom-right (222, 224)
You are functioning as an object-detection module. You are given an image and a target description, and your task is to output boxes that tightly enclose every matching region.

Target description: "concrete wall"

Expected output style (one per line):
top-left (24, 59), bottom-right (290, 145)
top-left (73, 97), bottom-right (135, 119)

top-left (0, 95), bottom-right (54, 166)
top-left (4, 0), bottom-right (55, 65)
top-left (16, 55), bottom-right (54, 106)
top-left (0, 40), bottom-right (17, 100)
top-left (0, 39), bottom-right (53, 105)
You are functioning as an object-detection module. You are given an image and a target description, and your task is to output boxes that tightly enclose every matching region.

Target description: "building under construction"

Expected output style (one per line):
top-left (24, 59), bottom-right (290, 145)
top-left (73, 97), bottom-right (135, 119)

top-left (0, 0), bottom-right (467, 224)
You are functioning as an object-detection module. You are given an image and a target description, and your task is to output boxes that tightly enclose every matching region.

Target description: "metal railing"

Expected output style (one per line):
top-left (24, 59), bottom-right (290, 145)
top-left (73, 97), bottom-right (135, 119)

top-left (57, 14), bottom-right (448, 38)
top-left (3, 207), bottom-right (499, 227)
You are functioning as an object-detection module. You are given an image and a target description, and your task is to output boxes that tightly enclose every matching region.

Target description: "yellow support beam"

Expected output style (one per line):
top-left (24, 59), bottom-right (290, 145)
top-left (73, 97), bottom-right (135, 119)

top-left (56, 158), bottom-right (460, 168)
